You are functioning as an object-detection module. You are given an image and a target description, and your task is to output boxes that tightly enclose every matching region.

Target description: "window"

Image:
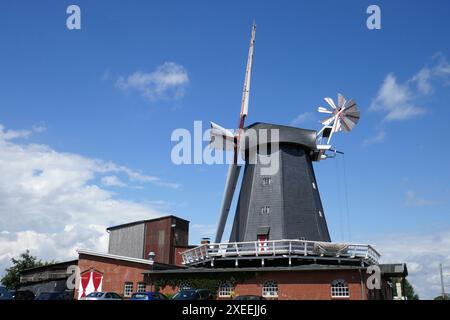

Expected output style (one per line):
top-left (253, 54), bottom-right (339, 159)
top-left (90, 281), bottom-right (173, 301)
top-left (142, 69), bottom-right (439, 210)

top-left (312, 182), bottom-right (317, 189)
top-left (137, 282), bottom-right (146, 293)
top-left (331, 279), bottom-right (349, 298)
top-left (318, 210), bottom-right (323, 217)
top-left (261, 206), bottom-right (270, 214)
top-left (218, 281), bottom-right (233, 298)
top-left (179, 281), bottom-right (191, 290)
top-left (262, 177), bottom-right (272, 186)
top-left (262, 280), bottom-right (278, 298)
top-left (124, 282), bottom-right (133, 298)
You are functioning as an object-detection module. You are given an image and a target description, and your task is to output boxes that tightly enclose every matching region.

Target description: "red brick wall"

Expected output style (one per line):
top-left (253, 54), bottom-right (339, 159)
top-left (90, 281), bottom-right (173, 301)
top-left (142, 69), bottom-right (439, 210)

top-left (76, 254), bottom-right (149, 299)
top-left (155, 269), bottom-right (369, 300)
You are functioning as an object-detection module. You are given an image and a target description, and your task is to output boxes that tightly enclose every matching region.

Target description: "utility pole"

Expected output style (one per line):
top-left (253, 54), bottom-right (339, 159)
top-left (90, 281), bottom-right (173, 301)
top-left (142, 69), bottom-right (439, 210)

top-left (440, 263), bottom-right (446, 298)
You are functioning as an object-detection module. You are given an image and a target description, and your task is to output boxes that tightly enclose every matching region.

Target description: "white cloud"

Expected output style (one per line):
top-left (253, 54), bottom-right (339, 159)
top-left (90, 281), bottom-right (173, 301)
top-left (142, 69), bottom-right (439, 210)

top-left (0, 124), bottom-right (178, 277)
top-left (101, 175), bottom-right (127, 187)
top-left (362, 129), bottom-right (386, 146)
top-left (291, 112), bottom-right (314, 126)
top-left (370, 229), bottom-right (450, 300)
top-left (116, 62), bottom-right (189, 101)
top-left (370, 73), bottom-right (425, 121)
top-left (404, 190), bottom-right (438, 207)
top-left (370, 54), bottom-right (450, 122)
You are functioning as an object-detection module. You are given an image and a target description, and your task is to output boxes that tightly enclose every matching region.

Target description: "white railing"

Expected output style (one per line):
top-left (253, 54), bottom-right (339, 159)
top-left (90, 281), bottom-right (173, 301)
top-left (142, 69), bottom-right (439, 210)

top-left (181, 239), bottom-right (380, 266)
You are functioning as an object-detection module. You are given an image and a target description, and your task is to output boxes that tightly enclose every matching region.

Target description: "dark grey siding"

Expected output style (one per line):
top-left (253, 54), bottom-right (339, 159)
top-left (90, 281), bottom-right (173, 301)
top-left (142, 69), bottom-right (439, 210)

top-left (229, 123), bottom-right (331, 242)
top-left (108, 223), bottom-right (145, 258)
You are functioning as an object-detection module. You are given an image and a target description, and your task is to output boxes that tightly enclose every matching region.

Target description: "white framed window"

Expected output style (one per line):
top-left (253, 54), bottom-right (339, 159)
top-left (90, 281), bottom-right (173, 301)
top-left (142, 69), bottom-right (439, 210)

top-left (261, 206), bottom-right (270, 214)
top-left (137, 282), bottom-right (146, 293)
top-left (331, 279), bottom-right (349, 298)
top-left (218, 281), bottom-right (233, 298)
top-left (179, 281), bottom-right (191, 290)
top-left (262, 177), bottom-right (272, 186)
top-left (262, 280), bottom-right (278, 298)
top-left (124, 282), bottom-right (133, 297)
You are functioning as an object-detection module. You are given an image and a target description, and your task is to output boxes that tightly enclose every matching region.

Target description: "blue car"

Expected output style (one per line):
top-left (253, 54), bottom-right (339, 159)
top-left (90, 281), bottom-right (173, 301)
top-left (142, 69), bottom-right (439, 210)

top-left (130, 292), bottom-right (168, 300)
top-left (0, 286), bottom-right (13, 300)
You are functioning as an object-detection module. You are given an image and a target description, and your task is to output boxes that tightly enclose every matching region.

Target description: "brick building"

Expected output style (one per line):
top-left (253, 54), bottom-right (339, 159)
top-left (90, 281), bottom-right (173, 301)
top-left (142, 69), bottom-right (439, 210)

top-left (64, 214), bottom-right (407, 300)
top-left (143, 264), bottom-right (406, 300)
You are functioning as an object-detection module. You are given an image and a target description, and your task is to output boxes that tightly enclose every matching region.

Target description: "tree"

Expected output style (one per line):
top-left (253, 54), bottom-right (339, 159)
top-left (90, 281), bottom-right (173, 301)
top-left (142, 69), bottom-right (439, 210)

top-left (392, 278), bottom-right (419, 300)
top-left (434, 294), bottom-right (449, 300)
top-left (1, 250), bottom-right (53, 290)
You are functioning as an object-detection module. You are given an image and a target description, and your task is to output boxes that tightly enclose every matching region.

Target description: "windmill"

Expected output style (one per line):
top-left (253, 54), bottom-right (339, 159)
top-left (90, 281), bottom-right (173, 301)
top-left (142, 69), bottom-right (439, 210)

top-left (210, 24), bottom-right (360, 244)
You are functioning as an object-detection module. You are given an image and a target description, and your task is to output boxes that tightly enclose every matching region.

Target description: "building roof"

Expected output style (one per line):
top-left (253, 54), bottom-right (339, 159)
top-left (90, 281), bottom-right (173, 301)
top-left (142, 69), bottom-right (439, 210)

top-left (379, 263), bottom-right (408, 277)
top-left (142, 264), bottom-right (365, 275)
top-left (106, 215), bottom-right (190, 231)
top-left (77, 249), bottom-right (182, 270)
top-left (21, 259), bottom-right (78, 275)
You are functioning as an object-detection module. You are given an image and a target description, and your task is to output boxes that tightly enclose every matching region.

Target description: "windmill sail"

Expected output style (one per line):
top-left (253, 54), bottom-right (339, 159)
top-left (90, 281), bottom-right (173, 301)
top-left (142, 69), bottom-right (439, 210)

top-left (212, 22), bottom-right (256, 243)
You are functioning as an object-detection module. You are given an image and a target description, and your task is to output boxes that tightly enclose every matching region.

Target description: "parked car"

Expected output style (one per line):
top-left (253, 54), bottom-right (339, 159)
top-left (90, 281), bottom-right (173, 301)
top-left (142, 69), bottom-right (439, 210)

top-left (0, 286), bottom-right (13, 300)
top-left (130, 292), bottom-right (168, 300)
top-left (35, 291), bottom-right (73, 300)
top-left (13, 290), bottom-right (35, 300)
top-left (81, 292), bottom-right (123, 300)
top-left (234, 295), bottom-right (266, 300)
top-left (172, 289), bottom-right (212, 300)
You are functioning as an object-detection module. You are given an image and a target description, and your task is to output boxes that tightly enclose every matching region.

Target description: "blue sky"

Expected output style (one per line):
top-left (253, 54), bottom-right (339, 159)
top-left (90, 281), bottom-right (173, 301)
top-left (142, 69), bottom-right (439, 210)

top-left (1, 0), bottom-right (450, 299)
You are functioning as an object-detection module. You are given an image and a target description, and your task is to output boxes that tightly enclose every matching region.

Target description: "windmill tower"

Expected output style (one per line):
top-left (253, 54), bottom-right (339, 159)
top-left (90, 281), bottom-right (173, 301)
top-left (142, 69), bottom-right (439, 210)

top-left (209, 23), bottom-right (360, 245)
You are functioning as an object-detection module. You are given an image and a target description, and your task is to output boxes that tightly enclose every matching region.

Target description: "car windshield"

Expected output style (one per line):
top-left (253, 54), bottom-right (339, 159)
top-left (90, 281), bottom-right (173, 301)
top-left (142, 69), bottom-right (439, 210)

top-left (131, 293), bottom-right (148, 299)
top-left (172, 290), bottom-right (197, 300)
top-left (86, 292), bottom-right (104, 297)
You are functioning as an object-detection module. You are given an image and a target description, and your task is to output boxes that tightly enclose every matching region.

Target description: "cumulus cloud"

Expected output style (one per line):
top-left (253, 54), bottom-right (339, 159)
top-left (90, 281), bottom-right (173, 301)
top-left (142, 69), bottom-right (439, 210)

top-left (365, 54), bottom-right (450, 146)
top-left (370, 53), bottom-right (450, 122)
top-left (116, 62), bottom-right (189, 101)
top-left (370, 229), bottom-right (450, 300)
top-left (370, 73), bottom-right (426, 121)
top-left (0, 124), bottom-right (178, 276)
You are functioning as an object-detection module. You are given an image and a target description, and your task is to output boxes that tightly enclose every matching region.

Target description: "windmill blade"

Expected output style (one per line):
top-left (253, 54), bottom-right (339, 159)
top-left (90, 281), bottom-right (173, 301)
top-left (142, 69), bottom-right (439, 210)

top-left (321, 115), bottom-right (335, 126)
top-left (337, 93), bottom-right (346, 109)
top-left (209, 122), bottom-right (236, 151)
top-left (324, 97), bottom-right (337, 109)
top-left (214, 164), bottom-right (241, 243)
top-left (318, 106), bottom-right (332, 114)
top-left (343, 98), bottom-right (356, 111)
top-left (340, 116), bottom-right (356, 132)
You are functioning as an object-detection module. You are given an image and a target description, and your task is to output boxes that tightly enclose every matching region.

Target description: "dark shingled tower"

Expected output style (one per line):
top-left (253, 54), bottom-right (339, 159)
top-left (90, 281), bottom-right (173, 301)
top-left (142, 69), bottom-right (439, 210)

top-left (229, 123), bottom-right (331, 243)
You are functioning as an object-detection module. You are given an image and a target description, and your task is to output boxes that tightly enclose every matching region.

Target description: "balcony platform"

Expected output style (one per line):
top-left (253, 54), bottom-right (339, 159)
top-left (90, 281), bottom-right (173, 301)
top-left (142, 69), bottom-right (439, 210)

top-left (181, 239), bottom-right (380, 268)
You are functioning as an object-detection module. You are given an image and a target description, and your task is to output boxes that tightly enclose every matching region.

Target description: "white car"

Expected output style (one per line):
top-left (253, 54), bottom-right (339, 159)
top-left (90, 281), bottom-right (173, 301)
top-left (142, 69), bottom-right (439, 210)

top-left (81, 292), bottom-right (123, 300)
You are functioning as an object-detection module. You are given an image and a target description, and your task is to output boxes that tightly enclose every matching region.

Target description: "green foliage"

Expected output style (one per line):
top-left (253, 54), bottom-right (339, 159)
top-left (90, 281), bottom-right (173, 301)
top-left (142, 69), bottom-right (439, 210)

top-left (1, 250), bottom-right (54, 290)
top-left (391, 278), bottom-right (420, 300)
top-left (434, 294), bottom-right (449, 300)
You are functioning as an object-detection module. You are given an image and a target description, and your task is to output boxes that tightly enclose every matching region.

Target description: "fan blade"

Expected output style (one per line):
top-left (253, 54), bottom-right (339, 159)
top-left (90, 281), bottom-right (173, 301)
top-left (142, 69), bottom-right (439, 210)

top-left (338, 93), bottom-right (346, 109)
top-left (340, 115), bottom-right (357, 132)
top-left (209, 122), bottom-right (236, 151)
top-left (318, 106), bottom-right (332, 114)
top-left (343, 98), bottom-right (357, 112)
top-left (321, 115), bottom-right (335, 126)
top-left (324, 97), bottom-right (337, 109)
top-left (215, 164), bottom-right (241, 243)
